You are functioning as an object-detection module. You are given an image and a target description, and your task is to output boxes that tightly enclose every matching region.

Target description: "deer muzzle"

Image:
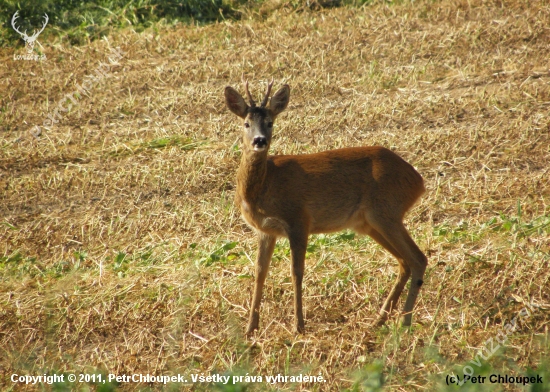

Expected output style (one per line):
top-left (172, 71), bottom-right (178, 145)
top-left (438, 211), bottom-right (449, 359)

top-left (252, 136), bottom-right (268, 150)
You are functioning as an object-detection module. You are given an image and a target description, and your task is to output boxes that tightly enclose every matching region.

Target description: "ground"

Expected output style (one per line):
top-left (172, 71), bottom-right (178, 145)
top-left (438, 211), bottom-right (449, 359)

top-left (1, 0), bottom-right (550, 390)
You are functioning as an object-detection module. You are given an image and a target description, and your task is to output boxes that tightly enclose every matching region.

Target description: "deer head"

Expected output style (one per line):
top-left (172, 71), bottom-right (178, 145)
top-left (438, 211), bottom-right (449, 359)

top-left (225, 77), bottom-right (290, 153)
top-left (11, 11), bottom-right (49, 54)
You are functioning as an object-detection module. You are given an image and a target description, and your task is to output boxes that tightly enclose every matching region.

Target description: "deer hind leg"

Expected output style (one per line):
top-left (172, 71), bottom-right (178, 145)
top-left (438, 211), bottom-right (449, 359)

top-left (368, 219), bottom-right (427, 327)
top-left (288, 229), bottom-right (308, 334)
top-left (247, 233), bottom-right (276, 335)
top-left (363, 228), bottom-right (411, 326)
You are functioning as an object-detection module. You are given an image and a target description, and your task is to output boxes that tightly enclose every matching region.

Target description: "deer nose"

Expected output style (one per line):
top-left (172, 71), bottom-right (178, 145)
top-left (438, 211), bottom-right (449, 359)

top-left (252, 136), bottom-right (267, 148)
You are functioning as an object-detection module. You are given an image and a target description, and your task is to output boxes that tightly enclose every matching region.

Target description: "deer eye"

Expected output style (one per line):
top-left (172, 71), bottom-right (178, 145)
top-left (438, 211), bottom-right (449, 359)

top-left (267, 122), bottom-right (273, 128)
top-left (244, 123), bottom-right (250, 128)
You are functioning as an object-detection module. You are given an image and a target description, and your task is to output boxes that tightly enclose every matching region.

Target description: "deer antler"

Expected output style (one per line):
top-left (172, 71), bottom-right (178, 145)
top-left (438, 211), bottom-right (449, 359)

top-left (29, 14), bottom-right (49, 41)
top-left (242, 74), bottom-right (256, 107)
top-left (261, 78), bottom-right (274, 107)
top-left (11, 11), bottom-right (29, 40)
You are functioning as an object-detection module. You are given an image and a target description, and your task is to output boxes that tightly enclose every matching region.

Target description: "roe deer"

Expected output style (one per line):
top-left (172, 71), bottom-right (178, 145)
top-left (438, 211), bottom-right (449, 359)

top-left (225, 79), bottom-right (427, 334)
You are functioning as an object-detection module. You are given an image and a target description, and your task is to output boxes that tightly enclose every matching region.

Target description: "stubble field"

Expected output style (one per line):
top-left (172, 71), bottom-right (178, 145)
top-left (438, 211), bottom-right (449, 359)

top-left (1, 0), bottom-right (550, 390)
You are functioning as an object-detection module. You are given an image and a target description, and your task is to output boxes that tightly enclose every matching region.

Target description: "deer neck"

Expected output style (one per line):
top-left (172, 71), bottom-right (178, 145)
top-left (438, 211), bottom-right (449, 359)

top-left (237, 151), bottom-right (268, 203)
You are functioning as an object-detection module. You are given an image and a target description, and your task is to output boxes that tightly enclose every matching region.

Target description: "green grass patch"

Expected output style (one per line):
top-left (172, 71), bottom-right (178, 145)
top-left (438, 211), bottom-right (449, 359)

top-left (0, 0), bottom-right (242, 46)
top-left (1, 0), bottom-right (405, 48)
top-left (182, 240), bottom-right (243, 268)
top-left (0, 250), bottom-right (75, 280)
top-left (433, 212), bottom-right (550, 243)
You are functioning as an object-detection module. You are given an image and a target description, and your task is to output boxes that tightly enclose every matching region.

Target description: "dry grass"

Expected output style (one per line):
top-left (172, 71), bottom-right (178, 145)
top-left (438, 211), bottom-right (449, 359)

top-left (1, 0), bottom-right (550, 390)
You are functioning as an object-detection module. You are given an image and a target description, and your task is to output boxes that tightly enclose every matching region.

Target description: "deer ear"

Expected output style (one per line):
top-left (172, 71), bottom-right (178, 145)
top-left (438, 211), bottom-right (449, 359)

top-left (269, 85), bottom-right (290, 118)
top-left (225, 87), bottom-right (248, 119)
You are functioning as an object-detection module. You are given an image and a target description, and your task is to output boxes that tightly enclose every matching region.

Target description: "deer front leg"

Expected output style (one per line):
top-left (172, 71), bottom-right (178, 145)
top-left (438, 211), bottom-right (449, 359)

top-left (289, 230), bottom-right (308, 334)
top-left (247, 233), bottom-right (276, 335)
